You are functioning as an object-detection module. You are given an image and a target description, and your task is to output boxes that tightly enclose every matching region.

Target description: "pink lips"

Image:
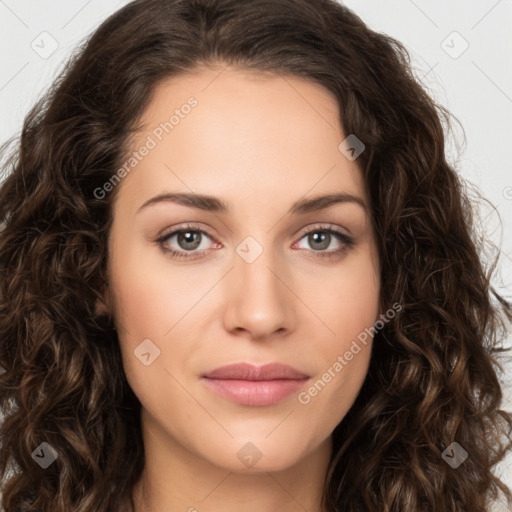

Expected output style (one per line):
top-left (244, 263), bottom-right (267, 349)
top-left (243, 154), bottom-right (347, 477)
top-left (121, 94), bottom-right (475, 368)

top-left (201, 362), bottom-right (309, 406)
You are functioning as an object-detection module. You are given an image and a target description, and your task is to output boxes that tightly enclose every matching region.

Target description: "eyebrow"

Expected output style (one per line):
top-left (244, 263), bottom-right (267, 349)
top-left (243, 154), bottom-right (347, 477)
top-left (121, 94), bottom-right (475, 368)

top-left (136, 191), bottom-right (367, 215)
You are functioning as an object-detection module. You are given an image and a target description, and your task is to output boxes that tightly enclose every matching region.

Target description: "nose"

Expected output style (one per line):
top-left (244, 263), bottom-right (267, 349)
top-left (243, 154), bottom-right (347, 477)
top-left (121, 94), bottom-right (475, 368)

top-left (222, 246), bottom-right (296, 341)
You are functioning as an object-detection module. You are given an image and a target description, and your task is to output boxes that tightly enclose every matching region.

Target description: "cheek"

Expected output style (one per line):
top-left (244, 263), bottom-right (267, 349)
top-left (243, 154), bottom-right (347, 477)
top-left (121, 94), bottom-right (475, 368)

top-left (108, 260), bottom-right (187, 413)
top-left (323, 345), bottom-right (372, 426)
top-left (300, 247), bottom-right (379, 413)
top-left (108, 239), bottom-right (193, 338)
top-left (107, 240), bottom-right (206, 388)
top-left (311, 247), bottom-right (380, 346)
top-left (295, 331), bottom-right (373, 446)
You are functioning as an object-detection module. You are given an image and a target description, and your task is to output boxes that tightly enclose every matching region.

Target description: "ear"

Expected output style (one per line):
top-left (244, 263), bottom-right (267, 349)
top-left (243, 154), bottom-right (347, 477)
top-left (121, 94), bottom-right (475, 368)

top-left (94, 284), bottom-right (111, 317)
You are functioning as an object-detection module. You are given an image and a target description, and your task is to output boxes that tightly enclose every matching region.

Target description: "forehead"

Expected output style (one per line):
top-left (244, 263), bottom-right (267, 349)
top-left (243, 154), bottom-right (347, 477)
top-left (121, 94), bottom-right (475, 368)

top-left (116, 66), bottom-right (368, 213)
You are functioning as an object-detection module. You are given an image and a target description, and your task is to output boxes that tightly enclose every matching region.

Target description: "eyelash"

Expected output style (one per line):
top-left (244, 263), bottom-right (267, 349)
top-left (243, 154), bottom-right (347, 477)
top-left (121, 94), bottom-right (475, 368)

top-left (155, 223), bottom-right (355, 261)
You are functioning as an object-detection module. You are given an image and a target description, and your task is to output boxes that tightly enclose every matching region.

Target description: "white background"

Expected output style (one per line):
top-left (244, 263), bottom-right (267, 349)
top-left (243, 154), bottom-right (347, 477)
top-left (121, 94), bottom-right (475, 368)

top-left (1, 0), bottom-right (511, 508)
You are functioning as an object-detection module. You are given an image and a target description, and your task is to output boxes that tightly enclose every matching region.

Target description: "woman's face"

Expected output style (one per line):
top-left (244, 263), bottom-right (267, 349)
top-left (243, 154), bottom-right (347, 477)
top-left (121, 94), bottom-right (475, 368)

top-left (101, 66), bottom-right (381, 473)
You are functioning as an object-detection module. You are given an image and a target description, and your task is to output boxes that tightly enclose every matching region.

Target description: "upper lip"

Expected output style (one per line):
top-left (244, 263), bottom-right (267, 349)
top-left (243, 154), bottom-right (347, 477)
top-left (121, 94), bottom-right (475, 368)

top-left (202, 362), bottom-right (309, 381)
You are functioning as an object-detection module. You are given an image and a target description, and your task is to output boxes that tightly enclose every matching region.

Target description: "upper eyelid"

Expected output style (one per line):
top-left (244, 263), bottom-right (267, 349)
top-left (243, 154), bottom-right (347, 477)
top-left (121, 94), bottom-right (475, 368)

top-left (157, 223), bottom-right (216, 242)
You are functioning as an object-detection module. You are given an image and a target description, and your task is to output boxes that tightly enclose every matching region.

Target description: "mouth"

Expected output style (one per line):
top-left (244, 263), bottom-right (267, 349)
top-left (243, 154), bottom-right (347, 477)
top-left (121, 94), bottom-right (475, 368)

top-left (201, 362), bottom-right (310, 406)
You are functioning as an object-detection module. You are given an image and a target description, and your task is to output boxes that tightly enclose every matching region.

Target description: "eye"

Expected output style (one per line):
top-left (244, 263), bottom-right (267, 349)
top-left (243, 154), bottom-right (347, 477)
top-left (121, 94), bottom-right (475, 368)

top-left (155, 223), bottom-right (355, 261)
top-left (155, 223), bottom-right (217, 260)
top-left (293, 225), bottom-right (355, 260)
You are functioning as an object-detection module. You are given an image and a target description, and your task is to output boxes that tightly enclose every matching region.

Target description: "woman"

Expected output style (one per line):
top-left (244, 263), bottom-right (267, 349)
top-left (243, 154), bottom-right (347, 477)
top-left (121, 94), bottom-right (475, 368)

top-left (1, 0), bottom-right (511, 510)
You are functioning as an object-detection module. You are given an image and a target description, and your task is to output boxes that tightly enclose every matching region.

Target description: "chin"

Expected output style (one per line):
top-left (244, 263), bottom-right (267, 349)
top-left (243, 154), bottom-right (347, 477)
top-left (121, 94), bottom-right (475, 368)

top-left (200, 437), bottom-right (310, 474)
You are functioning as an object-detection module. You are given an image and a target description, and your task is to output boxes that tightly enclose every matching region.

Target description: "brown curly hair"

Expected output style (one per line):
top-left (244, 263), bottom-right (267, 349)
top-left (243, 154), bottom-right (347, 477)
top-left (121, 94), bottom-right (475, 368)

top-left (1, 0), bottom-right (511, 510)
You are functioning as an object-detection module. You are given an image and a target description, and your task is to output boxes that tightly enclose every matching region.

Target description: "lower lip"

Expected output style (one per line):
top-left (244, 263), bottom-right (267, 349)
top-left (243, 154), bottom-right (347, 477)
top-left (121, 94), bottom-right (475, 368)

top-left (202, 377), bottom-right (308, 406)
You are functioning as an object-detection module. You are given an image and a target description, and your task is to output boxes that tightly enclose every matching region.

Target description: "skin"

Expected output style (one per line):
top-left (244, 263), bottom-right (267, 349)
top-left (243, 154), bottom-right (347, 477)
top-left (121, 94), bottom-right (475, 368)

top-left (97, 65), bottom-right (381, 512)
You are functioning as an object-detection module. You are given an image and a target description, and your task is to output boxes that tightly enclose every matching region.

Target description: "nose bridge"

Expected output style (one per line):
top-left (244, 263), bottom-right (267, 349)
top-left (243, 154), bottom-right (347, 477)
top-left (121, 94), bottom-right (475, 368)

top-left (234, 235), bottom-right (287, 307)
